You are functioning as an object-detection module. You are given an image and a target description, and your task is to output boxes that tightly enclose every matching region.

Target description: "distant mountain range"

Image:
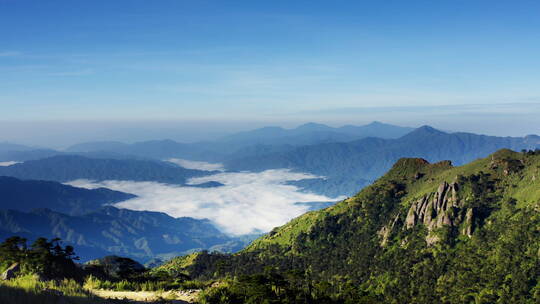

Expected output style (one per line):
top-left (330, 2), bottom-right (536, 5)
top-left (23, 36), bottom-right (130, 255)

top-left (0, 206), bottom-right (252, 262)
top-left (0, 176), bottom-right (135, 215)
top-left (0, 142), bottom-right (38, 152)
top-left (66, 140), bottom-right (224, 161)
top-left (0, 122), bottom-right (414, 164)
top-left (63, 122), bottom-right (414, 161)
top-left (225, 126), bottom-right (540, 196)
top-left (1, 123), bottom-right (539, 198)
top-left (217, 121), bottom-right (414, 146)
top-left (0, 155), bottom-right (216, 186)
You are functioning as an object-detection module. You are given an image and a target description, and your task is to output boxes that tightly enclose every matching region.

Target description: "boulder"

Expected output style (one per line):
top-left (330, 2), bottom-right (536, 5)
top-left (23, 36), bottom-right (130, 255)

top-left (1, 263), bottom-right (20, 280)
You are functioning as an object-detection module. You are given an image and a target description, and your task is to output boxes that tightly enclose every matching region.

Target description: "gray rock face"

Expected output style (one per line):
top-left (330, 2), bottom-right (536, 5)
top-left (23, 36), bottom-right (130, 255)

top-left (379, 180), bottom-right (476, 246)
top-left (406, 182), bottom-right (460, 230)
top-left (378, 212), bottom-right (401, 246)
top-left (404, 181), bottom-right (475, 244)
top-left (1, 263), bottom-right (20, 280)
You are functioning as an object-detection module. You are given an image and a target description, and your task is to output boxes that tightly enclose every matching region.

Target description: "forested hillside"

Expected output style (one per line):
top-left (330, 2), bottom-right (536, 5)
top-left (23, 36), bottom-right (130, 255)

top-left (158, 149), bottom-right (540, 303)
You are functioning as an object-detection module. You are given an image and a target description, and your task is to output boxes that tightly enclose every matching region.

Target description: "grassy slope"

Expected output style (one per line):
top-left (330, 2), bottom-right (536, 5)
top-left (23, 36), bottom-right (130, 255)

top-left (243, 149), bottom-right (539, 252)
top-left (0, 274), bottom-right (111, 304)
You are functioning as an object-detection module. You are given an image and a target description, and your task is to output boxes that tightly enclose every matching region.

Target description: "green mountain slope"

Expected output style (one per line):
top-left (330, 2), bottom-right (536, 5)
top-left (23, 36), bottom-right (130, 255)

top-left (159, 149), bottom-right (540, 303)
top-left (225, 126), bottom-right (540, 196)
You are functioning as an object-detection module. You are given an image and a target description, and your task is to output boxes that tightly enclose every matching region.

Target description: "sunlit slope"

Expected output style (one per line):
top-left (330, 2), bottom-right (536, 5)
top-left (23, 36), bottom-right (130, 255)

top-left (247, 149), bottom-right (539, 251)
top-left (157, 149), bottom-right (539, 303)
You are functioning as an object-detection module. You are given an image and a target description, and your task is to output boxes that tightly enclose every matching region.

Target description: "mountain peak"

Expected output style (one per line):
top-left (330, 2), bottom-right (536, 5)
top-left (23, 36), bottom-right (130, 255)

top-left (418, 125), bottom-right (441, 132)
top-left (411, 125), bottom-right (446, 135)
top-left (295, 122), bottom-right (332, 131)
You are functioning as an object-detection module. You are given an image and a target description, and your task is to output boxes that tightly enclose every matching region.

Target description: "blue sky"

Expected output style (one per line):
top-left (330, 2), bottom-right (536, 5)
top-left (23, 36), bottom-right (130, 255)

top-left (1, 0), bottom-right (540, 143)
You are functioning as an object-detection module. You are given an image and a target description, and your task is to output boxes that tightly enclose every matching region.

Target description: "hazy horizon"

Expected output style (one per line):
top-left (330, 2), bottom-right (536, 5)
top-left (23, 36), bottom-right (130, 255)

top-left (1, 102), bottom-right (540, 148)
top-left (2, 1), bottom-right (540, 148)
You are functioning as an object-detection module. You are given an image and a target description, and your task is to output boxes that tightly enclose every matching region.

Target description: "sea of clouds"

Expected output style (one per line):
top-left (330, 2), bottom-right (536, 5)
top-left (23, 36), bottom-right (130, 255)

top-left (0, 161), bottom-right (19, 166)
top-left (67, 164), bottom-right (340, 235)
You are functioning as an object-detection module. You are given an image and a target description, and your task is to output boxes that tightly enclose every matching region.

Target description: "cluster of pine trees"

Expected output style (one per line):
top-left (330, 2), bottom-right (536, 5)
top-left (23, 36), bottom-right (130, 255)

top-left (0, 236), bottom-right (80, 280)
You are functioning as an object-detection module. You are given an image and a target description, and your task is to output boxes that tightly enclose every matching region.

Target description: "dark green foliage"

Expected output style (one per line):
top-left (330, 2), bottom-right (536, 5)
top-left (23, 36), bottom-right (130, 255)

top-left (170, 150), bottom-right (540, 303)
top-left (0, 237), bottom-right (81, 280)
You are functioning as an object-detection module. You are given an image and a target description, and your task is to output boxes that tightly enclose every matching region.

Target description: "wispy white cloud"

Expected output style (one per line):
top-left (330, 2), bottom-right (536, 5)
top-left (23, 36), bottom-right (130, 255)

top-left (67, 169), bottom-right (340, 235)
top-left (0, 161), bottom-right (19, 166)
top-left (167, 158), bottom-right (225, 171)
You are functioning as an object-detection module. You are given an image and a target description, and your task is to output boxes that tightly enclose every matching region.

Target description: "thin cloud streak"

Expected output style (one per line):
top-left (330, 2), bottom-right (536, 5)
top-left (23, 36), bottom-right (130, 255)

top-left (167, 158), bottom-right (225, 171)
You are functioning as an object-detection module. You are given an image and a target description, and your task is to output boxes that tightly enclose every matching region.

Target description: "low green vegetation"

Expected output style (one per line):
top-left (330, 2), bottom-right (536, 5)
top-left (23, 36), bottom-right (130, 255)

top-left (0, 274), bottom-right (112, 304)
top-left (83, 274), bottom-right (209, 292)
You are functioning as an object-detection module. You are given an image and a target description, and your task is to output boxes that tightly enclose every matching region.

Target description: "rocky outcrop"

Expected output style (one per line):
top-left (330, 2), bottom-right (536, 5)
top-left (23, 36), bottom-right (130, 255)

top-left (490, 155), bottom-right (525, 176)
top-left (404, 181), bottom-right (475, 244)
top-left (378, 180), bottom-right (477, 246)
top-left (1, 263), bottom-right (20, 280)
top-left (378, 212), bottom-right (401, 246)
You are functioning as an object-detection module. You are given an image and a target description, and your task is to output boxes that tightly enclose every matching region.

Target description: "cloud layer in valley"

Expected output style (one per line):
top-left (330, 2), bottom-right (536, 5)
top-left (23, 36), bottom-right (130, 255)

top-left (67, 169), bottom-right (340, 235)
top-left (0, 161), bottom-right (20, 166)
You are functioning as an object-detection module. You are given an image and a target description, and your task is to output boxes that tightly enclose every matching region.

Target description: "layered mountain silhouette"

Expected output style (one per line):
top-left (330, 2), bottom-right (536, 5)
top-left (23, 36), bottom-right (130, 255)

top-left (0, 155), bottom-right (216, 185)
top-left (217, 121), bottom-right (413, 147)
top-left (64, 122), bottom-right (413, 161)
top-left (0, 176), bottom-right (135, 215)
top-left (225, 126), bottom-right (540, 195)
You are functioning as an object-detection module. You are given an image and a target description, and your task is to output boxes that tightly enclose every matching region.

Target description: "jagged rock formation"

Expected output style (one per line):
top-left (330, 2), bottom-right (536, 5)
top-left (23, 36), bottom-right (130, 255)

top-left (404, 181), bottom-right (474, 244)
top-left (378, 180), bottom-right (477, 246)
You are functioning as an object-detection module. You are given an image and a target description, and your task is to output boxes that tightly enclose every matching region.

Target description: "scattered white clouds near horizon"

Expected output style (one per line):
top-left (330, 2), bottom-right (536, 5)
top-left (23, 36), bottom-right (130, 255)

top-left (67, 169), bottom-right (340, 235)
top-left (0, 161), bottom-right (20, 166)
top-left (167, 158), bottom-right (225, 171)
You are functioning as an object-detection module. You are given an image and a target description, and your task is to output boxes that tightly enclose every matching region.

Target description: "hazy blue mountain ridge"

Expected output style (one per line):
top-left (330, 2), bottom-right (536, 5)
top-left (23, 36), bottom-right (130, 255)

top-left (225, 126), bottom-right (540, 196)
top-left (0, 155), bottom-right (215, 185)
top-left (63, 122), bottom-right (413, 161)
top-left (0, 176), bottom-right (135, 215)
